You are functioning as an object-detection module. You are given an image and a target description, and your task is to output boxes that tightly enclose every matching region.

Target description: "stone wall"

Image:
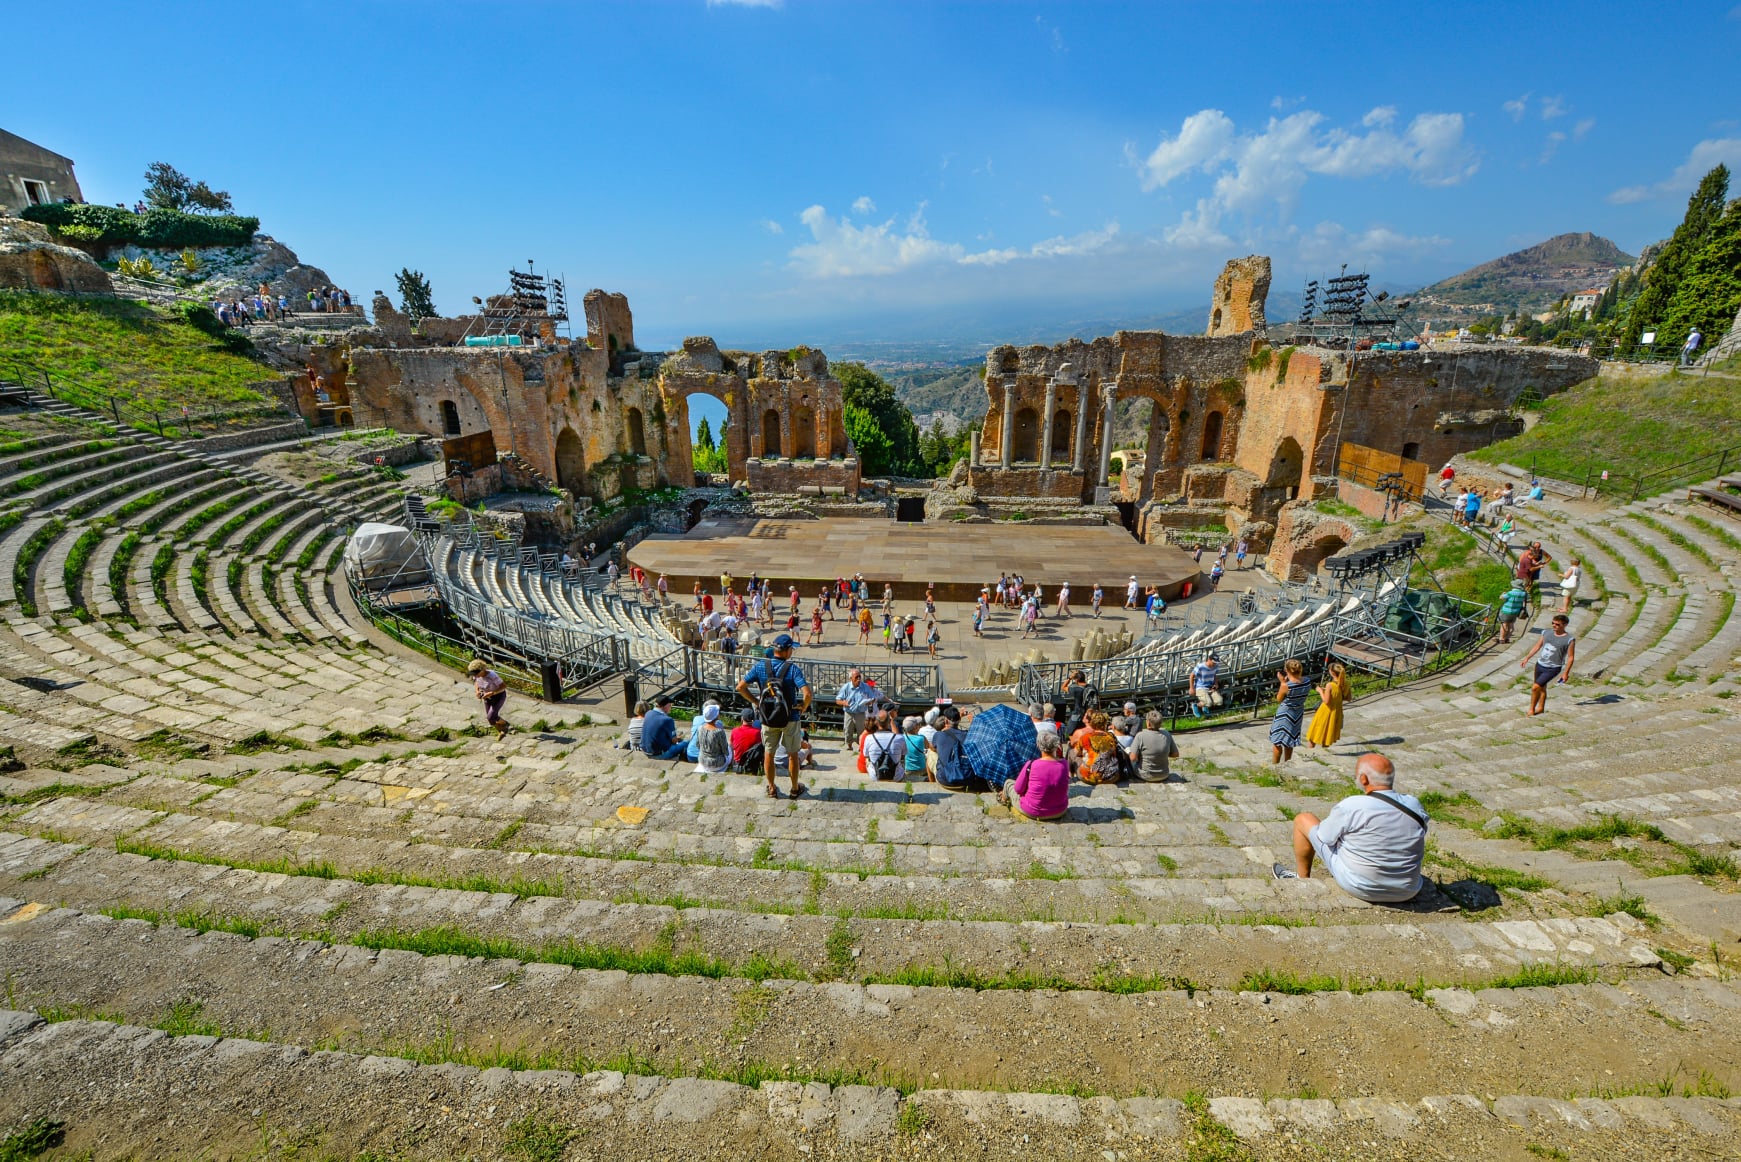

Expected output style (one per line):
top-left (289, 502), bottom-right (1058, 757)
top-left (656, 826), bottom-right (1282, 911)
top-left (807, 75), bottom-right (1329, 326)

top-left (745, 456), bottom-right (860, 496)
top-left (1205, 255), bottom-right (1270, 337)
top-left (0, 217), bottom-right (112, 294)
top-left (1265, 505), bottom-right (1359, 582)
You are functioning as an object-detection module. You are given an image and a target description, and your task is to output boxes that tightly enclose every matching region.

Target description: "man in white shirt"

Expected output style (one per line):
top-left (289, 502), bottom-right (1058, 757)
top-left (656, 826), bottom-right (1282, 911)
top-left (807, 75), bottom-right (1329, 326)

top-left (1273, 754), bottom-right (1427, 903)
top-left (1125, 576), bottom-right (1139, 609)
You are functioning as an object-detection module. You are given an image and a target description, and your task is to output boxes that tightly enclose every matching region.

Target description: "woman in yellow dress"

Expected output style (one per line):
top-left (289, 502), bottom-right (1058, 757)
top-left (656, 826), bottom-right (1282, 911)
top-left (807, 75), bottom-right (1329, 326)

top-left (1305, 661), bottom-right (1350, 749)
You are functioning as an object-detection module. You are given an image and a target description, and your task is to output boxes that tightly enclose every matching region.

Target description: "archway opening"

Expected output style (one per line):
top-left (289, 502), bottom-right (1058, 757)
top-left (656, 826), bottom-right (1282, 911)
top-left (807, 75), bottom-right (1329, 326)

top-left (626, 408), bottom-right (647, 457)
top-left (762, 409), bottom-right (782, 458)
top-left (895, 497), bottom-right (926, 522)
top-left (439, 400), bottom-right (461, 437)
top-left (1012, 407), bottom-right (1039, 462)
top-left (1201, 411), bottom-right (1224, 460)
top-left (1211, 307), bottom-right (1223, 331)
top-left (1266, 436), bottom-right (1304, 499)
top-left (1050, 409), bottom-right (1072, 464)
top-left (1402, 441), bottom-right (1421, 462)
top-left (1294, 532), bottom-right (1349, 576)
top-left (792, 404), bottom-right (816, 459)
top-left (555, 428), bottom-right (587, 495)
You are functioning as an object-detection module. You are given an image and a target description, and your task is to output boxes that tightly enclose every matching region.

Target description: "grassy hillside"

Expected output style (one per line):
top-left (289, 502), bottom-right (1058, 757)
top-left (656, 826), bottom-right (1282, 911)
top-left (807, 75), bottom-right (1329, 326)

top-left (0, 291), bottom-right (272, 412)
top-left (1470, 360), bottom-right (1741, 489)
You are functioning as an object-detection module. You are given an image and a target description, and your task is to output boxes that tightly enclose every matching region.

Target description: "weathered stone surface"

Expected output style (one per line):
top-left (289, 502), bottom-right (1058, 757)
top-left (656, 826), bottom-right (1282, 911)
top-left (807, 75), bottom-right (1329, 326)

top-left (0, 216), bottom-right (113, 293)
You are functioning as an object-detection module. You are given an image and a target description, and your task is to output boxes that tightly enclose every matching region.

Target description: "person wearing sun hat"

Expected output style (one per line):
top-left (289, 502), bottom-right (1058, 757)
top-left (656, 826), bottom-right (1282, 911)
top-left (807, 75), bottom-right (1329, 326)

top-left (693, 701), bottom-right (731, 773)
top-left (1125, 575), bottom-right (1139, 609)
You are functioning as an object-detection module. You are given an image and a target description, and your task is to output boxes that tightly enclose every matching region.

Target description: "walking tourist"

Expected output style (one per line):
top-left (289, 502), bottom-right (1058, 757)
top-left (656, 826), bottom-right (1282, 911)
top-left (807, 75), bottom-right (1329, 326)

top-left (1236, 539), bottom-right (1249, 569)
top-left (640, 694), bottom-right (687, 761)
top-left (835, 668), bottom-right (879, 741)
top-left (1190, 653), bottom-right (1222, 717)
top-left (806, 605), bottom-right (824, 645)
top-left (1519, 613), bottom-right (1575, 716)
top-left (819, 586), bottom-right (833, 620)
top-left (903, 616), bottom-right (917, 652)
top-left (656, 574), bottom-right (668, 603)
top-left (734, 634), bottom-right (811, 798)
top-left (1516, 541), bottom-right (1552, 599)
top-left (1274, 753), bottom-right (1426, 903)
top-left (1020, 598), bottom-right (1038, 638)
top-left (1092, 583), bottom-right (1104, 618)
top-left (1209, 560), bottom-right (1224, 590)
top-left (882, 611), bottom-right (894, 650)
top-left (1056, 582), bottom-right (1071, 618)
top-left (1497, 579), bottom-right (1529, 644)
top-left (1681, 327), bottom-right (1703, 367)
top-left (1557, 558), bottom-right (1582, 614)
top-left (972, 602), bottom-right (986, 638)
top-left (789, 585), bottom-right (801, 616)
top-left (1125, 576), bottom-right (1139, 609)
top-left (858, 606), bottom-right (873, 644)
top-left (1269, 659), bottom-right (1310, 763)
top-left (466, 659), bottom-right (511, 739)
top-left (1439, 462), bottom-right (1455, 497)
top-left (925, 585), bottom-right (936, 620)
top-left (926, 620), bottom-right (941, 658)
top-left (1129, 710), bottom-right (1180, 783)
top-left (1305, 661), bottom-right (1350, 749)
top-left (999, 734), bottom-right (1070, 820)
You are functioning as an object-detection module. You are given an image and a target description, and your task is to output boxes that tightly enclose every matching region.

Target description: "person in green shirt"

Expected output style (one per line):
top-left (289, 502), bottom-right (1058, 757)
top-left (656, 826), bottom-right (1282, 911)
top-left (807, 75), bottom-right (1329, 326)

top-left (1497, 581), bottom-right (1529, 645)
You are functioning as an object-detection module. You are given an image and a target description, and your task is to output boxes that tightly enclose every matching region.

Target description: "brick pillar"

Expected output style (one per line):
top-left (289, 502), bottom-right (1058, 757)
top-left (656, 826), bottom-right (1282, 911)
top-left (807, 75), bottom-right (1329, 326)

top-left (1000, 380), bottom-right (1015, 469)
top-left (1098, 382), bottom-right (1117, 486)
top-left (1040, 380), bottom-right (1057, 467)
top-left (1073, 381), bottom-right (1091, 473)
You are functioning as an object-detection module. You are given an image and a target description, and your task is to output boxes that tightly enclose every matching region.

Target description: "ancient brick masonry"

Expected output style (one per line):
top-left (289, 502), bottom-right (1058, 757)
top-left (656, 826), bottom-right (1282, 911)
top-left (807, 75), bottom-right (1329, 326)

top-left (339, 294), bottom-right (856, 504)
top-left (968, 256), bottom-right (1597, 576)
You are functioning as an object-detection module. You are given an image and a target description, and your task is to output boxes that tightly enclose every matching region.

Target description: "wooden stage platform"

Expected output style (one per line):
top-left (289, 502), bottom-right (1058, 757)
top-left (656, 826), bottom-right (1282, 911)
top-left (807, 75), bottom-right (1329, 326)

top-left (626, 518), bottom-right (1201, 602)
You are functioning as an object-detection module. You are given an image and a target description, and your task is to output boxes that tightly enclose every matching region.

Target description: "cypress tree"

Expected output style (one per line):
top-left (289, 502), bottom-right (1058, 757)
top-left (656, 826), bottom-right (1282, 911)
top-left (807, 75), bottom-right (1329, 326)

top-left (1620, 164), bottom-right (1730, 349)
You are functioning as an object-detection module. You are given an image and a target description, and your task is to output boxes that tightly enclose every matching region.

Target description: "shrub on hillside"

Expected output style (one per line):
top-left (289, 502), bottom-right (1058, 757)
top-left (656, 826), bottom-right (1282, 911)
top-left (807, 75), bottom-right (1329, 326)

top-left (20, 203), bottom-right (260, 249)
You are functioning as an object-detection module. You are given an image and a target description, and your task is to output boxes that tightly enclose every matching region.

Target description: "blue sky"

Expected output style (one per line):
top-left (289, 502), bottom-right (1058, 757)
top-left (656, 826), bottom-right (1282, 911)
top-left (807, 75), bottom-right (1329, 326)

top-left (11, 1), bottom-right (1741, 351)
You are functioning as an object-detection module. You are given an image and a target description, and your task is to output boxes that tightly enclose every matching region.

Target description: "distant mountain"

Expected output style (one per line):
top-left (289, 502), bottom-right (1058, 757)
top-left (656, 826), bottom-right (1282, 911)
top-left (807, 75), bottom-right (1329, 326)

top-left (1405, 232), bottom-right (1636, 325)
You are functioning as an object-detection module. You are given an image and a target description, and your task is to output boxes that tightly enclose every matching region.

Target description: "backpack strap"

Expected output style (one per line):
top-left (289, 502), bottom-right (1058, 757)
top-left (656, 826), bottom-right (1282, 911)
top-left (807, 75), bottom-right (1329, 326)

top-left (1368, 792), bottom-right (1428, 831)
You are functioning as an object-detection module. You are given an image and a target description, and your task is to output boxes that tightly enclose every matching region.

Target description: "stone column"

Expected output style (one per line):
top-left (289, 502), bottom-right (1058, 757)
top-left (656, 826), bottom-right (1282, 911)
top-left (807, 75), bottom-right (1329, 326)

top-left (1040, 380), bottom-right (1057, 467)
top-left (1000, 380), bottom-right (1015, 469)
top-left (969, 427), bottom-right (981, 464)
top-left (1098, 381), bottom-right (1118, 486)
top-left (1073, 381), bottom-right (1091, 472)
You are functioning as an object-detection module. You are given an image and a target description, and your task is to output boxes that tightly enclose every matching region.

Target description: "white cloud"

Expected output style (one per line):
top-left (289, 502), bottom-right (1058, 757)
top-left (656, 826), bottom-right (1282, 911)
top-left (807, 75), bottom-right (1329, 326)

top-left (1503, 93), bottom-right (1530, 121)
top-left (960, 222), bottom-right (1121, 266)
top-left (1135, 109), bottom-right (1236, 191)
top-left (850, 196), bottom-right (876, 215)
top-left (1296, 221), bottom-right (1449, 267)
top-left (788, 203), bottom-right (1121, 277)
top-left (1042, 194), bottom-right (1063, 218)
top-left (788, 204), bottom-right (963, 277)
top-left (1135, 106), bottom-right (1477, 242)
top-left (1610, 137), bottom-right (1741, 203)
top-left (1540, 95), bottom-right (1567, 121)
top-left (760, 219), bottom-right (784, 235)
top-left (1573, 118), bottom-right (1596, 140)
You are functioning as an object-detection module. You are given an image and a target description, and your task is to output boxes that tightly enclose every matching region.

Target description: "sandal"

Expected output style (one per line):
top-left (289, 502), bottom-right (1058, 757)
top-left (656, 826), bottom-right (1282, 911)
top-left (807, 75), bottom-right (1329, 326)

top-left (789, 783), bottom-right (808, 798)
top-left (765, 785), bottom-right (779, 799)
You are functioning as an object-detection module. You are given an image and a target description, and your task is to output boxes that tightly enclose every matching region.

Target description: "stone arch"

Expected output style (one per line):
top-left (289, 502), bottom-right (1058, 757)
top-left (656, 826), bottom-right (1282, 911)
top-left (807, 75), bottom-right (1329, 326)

top-left (1402, 441), bottom-right (1421, 462)
top-left (1012, 407), bottom-right (1039, 462)
top-left (762, 409), bottom-right (783, 458)
top-left (1050, 408), bottom-right (1072, 464)
top-left (1294, 530), bottom-right (1350, 576)
top-left (1211, 307), bottom-right (1223, 331)
top-left (1266, 436), bottom-right (1304, 496)
top-left (555, 427), bottom-right (587, 494)
top-left (626, 407), bottom-right (647, 457)
top-left (1201, 411), bottom-right (1224, 460)
top-left (439, 400), bottom-right (461, 437)
top-left (792, 404), bottom-right (816, 459)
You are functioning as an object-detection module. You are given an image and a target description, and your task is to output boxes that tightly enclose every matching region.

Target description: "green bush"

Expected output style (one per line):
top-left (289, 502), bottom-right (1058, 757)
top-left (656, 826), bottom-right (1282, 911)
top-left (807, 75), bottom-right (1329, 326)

top-left (21, 203), bottom-right (259, 249)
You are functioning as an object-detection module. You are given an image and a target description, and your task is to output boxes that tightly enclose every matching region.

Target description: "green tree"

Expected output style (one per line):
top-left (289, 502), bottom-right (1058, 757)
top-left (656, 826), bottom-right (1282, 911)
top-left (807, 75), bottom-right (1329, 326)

top-left (833, 361), bottom-right (922, 476)
top-left (1620, 164), bottom-right (1730, 350)
top-left (1657, 197), bottom-right (1741, 354)
top-left (395, 268), bottom-right (437, 322)
top-left (185, 180), bottom-right (233, 213)
top-left (696, 417), bottom-right (715, 452)
top-left (143, 162), bottom-right (192, 211)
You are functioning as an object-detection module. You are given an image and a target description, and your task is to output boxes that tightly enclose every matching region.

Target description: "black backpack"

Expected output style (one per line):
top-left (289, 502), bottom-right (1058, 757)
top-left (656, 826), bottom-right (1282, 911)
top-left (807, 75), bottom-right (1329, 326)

top-left (759, 660), bottom-right (794, 728)
top-left (868, 733), bottom-right (901, 781)
top-left (733, 741), bottom-right (764, 774)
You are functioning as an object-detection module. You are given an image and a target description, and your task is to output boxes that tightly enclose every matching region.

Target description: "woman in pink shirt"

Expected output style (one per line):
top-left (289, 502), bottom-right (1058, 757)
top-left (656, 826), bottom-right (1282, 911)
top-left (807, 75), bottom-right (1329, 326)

top-left (1000, 734), bottom-right (1071, 821)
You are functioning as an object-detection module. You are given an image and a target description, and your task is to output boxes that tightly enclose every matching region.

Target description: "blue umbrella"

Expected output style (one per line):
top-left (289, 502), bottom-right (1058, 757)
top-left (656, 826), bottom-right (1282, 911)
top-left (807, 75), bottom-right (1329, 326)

top-left (962, 703), bottom-right (1040, 790)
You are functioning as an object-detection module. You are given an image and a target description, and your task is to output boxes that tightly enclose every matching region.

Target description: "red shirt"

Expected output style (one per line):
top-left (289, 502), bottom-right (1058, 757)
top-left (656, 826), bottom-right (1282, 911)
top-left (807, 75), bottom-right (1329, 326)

top-left (729, 724), bottom-right (760, 762)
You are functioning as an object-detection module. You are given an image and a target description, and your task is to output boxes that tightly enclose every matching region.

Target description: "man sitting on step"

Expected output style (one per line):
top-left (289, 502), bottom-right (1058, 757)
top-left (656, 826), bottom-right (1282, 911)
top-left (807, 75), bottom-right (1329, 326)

top-left (1273, 754), bottom-right (1427, 903)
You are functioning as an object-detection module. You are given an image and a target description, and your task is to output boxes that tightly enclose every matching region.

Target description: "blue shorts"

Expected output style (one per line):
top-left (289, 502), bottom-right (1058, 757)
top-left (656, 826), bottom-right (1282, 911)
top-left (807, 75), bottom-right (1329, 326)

top-left (1533, 663), bottom-right (1562, 687)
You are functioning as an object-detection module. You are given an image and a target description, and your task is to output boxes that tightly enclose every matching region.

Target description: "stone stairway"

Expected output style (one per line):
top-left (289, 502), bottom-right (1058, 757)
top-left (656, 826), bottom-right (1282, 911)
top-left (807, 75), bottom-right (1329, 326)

top-left (1, 468), bottom-right (1739, 1158)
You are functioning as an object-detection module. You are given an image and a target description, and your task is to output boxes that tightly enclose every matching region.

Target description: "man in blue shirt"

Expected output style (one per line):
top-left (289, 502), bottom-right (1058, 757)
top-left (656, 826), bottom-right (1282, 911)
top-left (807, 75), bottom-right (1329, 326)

top-left (1190, 654), bottom-right (1222, 718)
top-left (639, 694), bottom-right (686, 761)
top-left (736, 634), bottom-right (812, 799)
top-left (834, 668), bottom-right (880, 744)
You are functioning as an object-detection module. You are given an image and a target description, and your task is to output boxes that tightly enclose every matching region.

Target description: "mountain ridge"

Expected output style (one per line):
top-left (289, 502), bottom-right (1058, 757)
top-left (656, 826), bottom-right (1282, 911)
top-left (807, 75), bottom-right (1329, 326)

top-left (1404, 231), bottom-right (1636, 325)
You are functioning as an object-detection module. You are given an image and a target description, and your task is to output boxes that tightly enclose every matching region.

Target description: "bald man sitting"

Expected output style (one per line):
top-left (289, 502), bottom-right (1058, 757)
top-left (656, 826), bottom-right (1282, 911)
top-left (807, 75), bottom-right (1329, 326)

top-left (1273, 754), bottom-right (1428, 903)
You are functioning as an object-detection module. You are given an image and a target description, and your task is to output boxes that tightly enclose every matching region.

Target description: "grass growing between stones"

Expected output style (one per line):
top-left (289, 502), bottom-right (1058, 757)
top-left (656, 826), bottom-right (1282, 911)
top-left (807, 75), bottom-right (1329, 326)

top-left (1682, 512), bottom-right (1741, 553)
top-left (0, 1118), bottom-right (65, 1162)
top-left (1632, 512), bottom-right (1716, 568)
top-left (1421, 799), bottom-right (1741, 883)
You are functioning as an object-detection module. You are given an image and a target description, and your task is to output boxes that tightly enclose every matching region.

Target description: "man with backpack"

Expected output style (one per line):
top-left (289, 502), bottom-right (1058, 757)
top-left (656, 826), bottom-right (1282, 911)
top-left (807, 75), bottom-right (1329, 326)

top-left (736, 634), bottom-right (812, 799)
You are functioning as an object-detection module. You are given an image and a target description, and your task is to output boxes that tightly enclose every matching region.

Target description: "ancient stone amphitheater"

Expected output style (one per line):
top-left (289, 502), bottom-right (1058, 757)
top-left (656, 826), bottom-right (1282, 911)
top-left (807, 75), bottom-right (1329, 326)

top-left (2, 394), bottom-right (1740, 1160)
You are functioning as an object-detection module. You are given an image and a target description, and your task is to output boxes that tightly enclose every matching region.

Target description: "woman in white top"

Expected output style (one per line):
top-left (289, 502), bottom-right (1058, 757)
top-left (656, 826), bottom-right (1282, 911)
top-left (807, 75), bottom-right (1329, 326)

top-left (1558, 558), bottom-right (1582, 614)
top-left (861, 712), bottom-right (905, 781)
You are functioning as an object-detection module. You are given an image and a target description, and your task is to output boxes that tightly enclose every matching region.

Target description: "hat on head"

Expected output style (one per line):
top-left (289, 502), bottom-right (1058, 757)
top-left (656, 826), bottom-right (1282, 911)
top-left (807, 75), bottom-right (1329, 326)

top-left (1129, 575), bottom-right (1137, 581)
top-left (773, 633), bottom-right (795, 649)
top-left (701, 703), bottom-right (720, 723)
top-left (467, 659), bottom-right (487, 674)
